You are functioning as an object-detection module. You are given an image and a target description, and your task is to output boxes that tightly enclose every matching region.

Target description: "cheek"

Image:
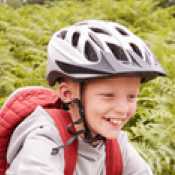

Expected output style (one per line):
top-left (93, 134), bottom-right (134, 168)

top-left (84, 95), bottom-right (101, 110)
top-left (84, 99), bottom-right (99, 117)
top-left (84, 98), bottom-right (108, 122)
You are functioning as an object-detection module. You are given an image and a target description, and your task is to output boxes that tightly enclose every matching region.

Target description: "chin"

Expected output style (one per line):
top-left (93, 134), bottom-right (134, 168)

top-left (91, 128), bottom-right (121, 140)
top-left (102, 130), bottom-right (121, 139)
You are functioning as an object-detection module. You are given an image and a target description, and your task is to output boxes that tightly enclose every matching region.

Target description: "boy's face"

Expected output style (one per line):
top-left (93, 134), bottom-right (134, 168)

top-left (81, 77), bottom-right (141, 139)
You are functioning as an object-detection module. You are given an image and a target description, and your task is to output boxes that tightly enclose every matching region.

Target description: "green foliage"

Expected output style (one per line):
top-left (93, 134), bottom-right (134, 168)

top-left (156, 0), bottom-right (175, 8)
top-left (23, 0), bottom-right (46, 5)
top-left (2, 0), bottom-right (175, 9)
top-left (0, 1), bottom-right (175, 174)
top-left (22, 0), bottom-right (88, 6)
top-left (124, 77), bottom-right (175, 174)
top-left (6, 0), bottom-right (22, 9)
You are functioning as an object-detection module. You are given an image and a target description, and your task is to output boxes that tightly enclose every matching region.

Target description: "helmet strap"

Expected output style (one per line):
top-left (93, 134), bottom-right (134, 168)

top-left (58, 82), bottom-right (105, 151)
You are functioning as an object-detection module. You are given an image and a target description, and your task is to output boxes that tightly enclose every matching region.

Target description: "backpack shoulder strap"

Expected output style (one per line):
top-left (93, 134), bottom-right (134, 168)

top-left (106, 139), bottom-right (123, 175)
top-left (45, 108), bottom-right (78, 175)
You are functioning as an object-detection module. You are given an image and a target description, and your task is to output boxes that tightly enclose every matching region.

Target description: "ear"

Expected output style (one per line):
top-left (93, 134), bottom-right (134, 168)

top-left (58, 82), bottom-right (72, 103)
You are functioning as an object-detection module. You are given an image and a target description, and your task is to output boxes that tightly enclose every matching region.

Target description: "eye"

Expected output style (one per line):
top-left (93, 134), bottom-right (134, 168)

top-left (128, 94), bottom-right (136, 99)
top-left (100, 93), bottom-right (114, 100)
top-left (104, 94), bottom-right (113, 97)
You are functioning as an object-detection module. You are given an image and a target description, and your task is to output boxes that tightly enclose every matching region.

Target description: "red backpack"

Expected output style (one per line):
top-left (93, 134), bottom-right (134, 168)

top-left (0, 88), bottom-right (123, 175)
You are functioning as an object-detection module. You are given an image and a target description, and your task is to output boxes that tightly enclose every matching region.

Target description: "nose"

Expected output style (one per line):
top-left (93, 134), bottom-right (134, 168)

top-left (113, 101), bottom-right (129, 115)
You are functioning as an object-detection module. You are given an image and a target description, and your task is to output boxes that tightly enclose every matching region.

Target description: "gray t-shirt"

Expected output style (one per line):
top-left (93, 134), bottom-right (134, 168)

top-left (4, 87), bottom-right (153, 175)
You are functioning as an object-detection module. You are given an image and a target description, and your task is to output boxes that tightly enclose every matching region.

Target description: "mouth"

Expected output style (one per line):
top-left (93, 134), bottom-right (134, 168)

top-left (103, 116), bottom-right (127, 128)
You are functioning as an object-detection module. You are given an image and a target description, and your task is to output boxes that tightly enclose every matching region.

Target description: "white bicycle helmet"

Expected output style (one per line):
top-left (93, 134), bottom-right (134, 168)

top-left (47, 20), bottom-right (166, 153)
top-left (46, 20), bottom-right (166, 86)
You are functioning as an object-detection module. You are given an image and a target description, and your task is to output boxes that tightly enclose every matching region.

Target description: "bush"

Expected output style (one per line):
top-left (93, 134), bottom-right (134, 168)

top-left (157, 0), bottom-right (175, 8)
top-left (5, 0), bottom-right (22, 9)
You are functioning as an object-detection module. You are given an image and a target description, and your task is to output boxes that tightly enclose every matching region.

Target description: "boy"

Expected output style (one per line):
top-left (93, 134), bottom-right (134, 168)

top-left (5, 20), bottom-right (166, 174)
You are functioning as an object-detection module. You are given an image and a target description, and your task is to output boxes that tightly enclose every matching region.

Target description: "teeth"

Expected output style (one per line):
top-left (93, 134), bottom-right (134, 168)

top-left (109, 119), bottom-right (122, 125)
top-left (105, 115), bottom-right (127, 119)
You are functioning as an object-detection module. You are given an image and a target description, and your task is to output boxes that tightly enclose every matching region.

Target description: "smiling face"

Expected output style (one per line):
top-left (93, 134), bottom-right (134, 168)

top-left (81, 77), bottom-right (141, 139)
top-left (59, 76), bottom-right (141, 142)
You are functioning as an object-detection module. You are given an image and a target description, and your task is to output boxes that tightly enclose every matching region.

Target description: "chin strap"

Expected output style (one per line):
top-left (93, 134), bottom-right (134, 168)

top-left (66, 98), bottom-right (106, 143)
top-left (52, 82), bottom-right (106, 154)
top-left (52, 97), bottom-right (105, 155)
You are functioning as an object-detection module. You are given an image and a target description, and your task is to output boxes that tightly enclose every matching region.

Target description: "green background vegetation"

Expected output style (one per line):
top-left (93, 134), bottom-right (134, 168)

top-left (0, 0), bottom-right (175, 174)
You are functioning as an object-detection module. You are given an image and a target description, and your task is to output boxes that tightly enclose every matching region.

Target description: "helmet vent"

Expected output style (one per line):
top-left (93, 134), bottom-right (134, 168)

top-left (57, 30), bottom-right (67, 40)
top-left (85, 41), bottom-right (98, 62)
top-left (89, 33), bottom-right (104, 50)
top-left (90, 28), bottom-right (110, 35)
top-left (144, 49), bottom-right (151, 65)
top-left (144, 47), bottom-right (157, 65)
top-left (130, 43), bottom-right (142, 58)
top-left (115, 27), bottom-right (128, 36)
top-left (127, 51), bottom-right (141, 67)
top-left (107, 43), bottom-right (128, 61)
top-left (72, 32), bottom-right (80, 47)
top-left (152, 55), bottom-right (158, 65)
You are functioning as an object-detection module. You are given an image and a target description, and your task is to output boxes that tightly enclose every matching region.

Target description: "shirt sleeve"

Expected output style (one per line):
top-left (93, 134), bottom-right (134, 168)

top-left (6, 107), bottom-right (65, 175)
top-left (118, 131), bottom-right (154, 175)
